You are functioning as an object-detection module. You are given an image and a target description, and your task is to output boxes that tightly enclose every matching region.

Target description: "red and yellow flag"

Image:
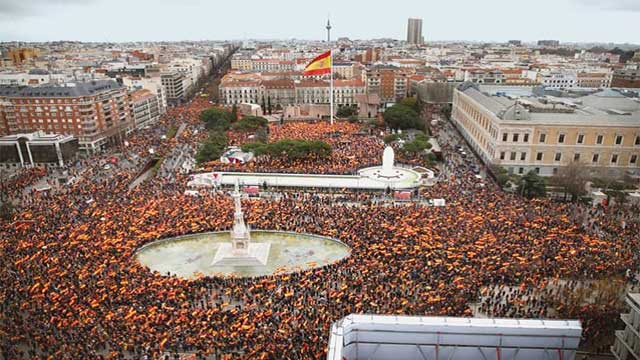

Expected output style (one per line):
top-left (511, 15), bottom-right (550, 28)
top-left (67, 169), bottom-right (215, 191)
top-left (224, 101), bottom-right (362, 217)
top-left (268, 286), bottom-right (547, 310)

top-left (304, 50), bottom-right (331, 75)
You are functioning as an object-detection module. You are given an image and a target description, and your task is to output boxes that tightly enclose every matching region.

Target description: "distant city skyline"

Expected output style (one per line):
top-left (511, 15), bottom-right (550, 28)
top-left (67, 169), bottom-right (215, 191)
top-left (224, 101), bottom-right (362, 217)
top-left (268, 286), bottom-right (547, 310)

top-left (0, 0), bottom-right (639, 44)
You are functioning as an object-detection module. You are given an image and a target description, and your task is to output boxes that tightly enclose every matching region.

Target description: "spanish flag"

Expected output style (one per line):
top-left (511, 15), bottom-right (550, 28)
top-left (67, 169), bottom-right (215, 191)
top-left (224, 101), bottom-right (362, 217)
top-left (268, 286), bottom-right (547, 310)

top-left (304, 50), bottom-right (331, 75)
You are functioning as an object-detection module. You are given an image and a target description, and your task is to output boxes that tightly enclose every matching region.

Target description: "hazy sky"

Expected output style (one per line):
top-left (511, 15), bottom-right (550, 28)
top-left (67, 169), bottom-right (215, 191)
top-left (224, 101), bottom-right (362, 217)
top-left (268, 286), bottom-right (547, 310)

top-left (1, 0), bottom-right (639, 44)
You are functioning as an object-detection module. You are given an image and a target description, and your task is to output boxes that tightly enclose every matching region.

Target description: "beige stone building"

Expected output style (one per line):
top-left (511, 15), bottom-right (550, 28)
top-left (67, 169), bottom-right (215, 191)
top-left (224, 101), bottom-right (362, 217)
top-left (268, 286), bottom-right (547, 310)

top-left (451, 84), bottom-right (640, 177)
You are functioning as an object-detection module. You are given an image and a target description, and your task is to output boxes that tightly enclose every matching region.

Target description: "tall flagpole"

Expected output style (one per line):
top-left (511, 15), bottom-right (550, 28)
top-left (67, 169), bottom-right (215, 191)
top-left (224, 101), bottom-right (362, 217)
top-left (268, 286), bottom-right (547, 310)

top-left (327, 17), bottom-right (333, 125)
top-left (329, 48), bottom-right (333, 125)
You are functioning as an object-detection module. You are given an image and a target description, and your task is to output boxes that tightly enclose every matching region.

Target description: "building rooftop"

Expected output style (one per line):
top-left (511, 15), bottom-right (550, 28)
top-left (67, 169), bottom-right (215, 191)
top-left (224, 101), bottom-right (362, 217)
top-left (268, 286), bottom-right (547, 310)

top-left (0, 79), bottom-right (123, 98)
top-left (459, 83), bottom-right (640, 127)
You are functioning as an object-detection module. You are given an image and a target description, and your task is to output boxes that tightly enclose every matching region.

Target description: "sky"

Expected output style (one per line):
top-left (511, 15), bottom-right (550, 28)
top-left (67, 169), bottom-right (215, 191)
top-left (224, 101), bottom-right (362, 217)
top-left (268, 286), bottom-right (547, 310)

top-left (0, 0), bottom-right (639, 44)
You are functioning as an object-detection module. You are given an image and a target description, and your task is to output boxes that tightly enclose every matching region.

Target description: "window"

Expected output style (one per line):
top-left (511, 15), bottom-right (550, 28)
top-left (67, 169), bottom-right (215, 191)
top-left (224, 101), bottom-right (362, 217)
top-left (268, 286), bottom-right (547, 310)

top-left (631, 155), bottom-right (638, 164)
top-left (596, 135), bottom-right (603, 144)
top-left (536, 152), bottom-right (543, 161)
top-left (513, 133), bottom-right (519, 142)
top-left (502, 133), bottom-right (508, 142)
top-left (558, 134), bottom-right (565, 143)
top-left (635, 136), bottom-right (640, 146)
top-left (555, 153), bottom-right (562, 161)
top-left (592, 154), bottom-right (600, 163)
top-left (577, 134), bottom-right (584, 144)
top-left (510, 152), bottom-right (517, 161)
top-left (535, 167), bottom-right (540, 174)
top-left (553, 168), bottom-right (558, 175)
top-left (611, 154), bottom-right (618, 164)
top-left (523, 134), bottom-right (529, 143)
top-left (574, 153), bottom-right (581, 162)
top-left (520, 152), bottom-right (526, 161)
top-left (518, 167), bottom-right (524, 174)
top-left (539, 133), bottom-right (546, 143)
top-left (500, 152), bottom-right (505, 160)
top-left (615, 135), bottom-right (623, 145)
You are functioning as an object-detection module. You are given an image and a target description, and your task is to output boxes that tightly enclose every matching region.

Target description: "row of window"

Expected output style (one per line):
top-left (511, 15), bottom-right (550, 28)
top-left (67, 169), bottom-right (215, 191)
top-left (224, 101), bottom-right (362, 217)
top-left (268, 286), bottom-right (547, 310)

top-left (500, 150), bottom-right (638, 165)
top-left (504, 132), bottom-right (640, 146)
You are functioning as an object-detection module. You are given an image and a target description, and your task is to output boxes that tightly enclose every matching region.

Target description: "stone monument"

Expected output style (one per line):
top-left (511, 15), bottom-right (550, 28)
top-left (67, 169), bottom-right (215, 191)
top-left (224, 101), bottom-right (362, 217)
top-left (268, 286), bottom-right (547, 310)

top-left (211, 180), bottom-right (270, 266)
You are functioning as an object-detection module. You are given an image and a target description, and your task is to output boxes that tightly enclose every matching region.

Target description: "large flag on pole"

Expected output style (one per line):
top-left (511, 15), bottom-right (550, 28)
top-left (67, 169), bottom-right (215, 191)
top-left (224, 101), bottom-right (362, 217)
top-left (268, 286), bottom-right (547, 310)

top-left (304, 50), bottom-right (332, 75)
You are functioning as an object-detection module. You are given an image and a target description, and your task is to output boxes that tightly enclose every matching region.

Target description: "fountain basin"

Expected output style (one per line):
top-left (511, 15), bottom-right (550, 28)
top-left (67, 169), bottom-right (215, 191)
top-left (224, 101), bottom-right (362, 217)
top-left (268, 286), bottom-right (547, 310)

top-left (135, 230), bottom-right (351, 278)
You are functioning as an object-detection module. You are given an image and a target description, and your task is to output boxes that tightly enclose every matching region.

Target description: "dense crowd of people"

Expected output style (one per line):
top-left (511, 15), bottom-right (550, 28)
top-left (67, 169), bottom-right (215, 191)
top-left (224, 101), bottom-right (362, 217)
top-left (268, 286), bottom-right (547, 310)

top-left (1, 96), bottom-right (639, 359)
top-left (209, 122), bottom-right (384, 175)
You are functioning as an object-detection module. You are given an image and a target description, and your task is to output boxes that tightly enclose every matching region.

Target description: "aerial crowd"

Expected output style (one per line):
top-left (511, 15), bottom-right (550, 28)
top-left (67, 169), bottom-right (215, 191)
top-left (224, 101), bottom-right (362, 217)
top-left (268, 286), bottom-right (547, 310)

top-left (1, 96), bottom-right (639, 360)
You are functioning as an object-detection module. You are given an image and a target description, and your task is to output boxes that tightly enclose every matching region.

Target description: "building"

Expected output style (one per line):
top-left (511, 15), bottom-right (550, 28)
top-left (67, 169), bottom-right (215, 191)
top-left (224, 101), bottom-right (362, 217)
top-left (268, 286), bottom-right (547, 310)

top-left (406, 18), bottom-right (424, 45)
top-left (464, 69), bottom-right (506, 84)
top-left (219, 80), bottom-right (261, 105)
top-left (6, 48), bottom-right (41, 67)
top-left (161, 72), bottom-right (186, 104)
top-left (220, 78), bottom-right (364, 107)
top-left (451, 84), bottom-right (640, 177)
top-left (261, 79), bottom-right (295, 107)
top-left (539, 72), bottom-right (577, 89)
top-left (576, 71), bottom-right (612, 88)
top-left (0, 80), bottom-right (133, 152)
top-left (295, 79), bottom-right (365, 106)
top-left (130, 89), bottom-right (161, 129)
top-left (612, 66), bottom-right (640, 88)
top-left (538, 40), bottom-right (560, 47)
top-left (328, 314), bottom-right (582, 360)
top-left (365, 66), bottom-right (409, 105)
top-left (612, 293), bottom-right (640, 359)
top-left (0, 131), bottom-right (78, 169)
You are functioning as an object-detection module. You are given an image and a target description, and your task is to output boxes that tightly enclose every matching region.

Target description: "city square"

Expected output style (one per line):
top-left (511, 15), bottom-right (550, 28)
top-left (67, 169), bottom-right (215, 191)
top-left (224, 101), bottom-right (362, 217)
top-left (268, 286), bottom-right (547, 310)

top-left (1, 3), bottom-right (640, 360)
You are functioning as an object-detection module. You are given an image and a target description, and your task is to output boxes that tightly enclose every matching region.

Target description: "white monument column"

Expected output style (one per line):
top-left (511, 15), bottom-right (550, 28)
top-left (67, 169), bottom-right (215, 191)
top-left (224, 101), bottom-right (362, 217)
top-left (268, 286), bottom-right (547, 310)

top-left (211, 179), bottom-right (270, 266)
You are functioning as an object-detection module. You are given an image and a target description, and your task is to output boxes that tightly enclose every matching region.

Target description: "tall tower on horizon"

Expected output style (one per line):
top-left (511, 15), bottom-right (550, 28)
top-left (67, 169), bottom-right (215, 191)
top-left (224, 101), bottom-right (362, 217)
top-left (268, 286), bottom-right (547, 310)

top-left (407, 18), bottom-right (423, 45)
top-left (326, 18), bottom-right (332, 42)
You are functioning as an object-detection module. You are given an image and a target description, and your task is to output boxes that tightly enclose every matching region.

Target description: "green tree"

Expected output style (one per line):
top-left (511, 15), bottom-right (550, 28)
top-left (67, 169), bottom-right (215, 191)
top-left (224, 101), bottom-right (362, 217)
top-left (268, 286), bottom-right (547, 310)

top-left (230, 104), bottom-right (238, 121)
top-left (232, 116), bottom-right (269, 131)
top-left (518, 170), bottom-right (546, 199)
top-left (384, 133), bottom-right (400, 144)
top-left (383, 104), bottom-right (423, 130)
top-left (402, 132), bottom-right (431, 155)
top-left (553, 161), bottom-right (588, 202)
top-left (400, 97), bottom-right (420, 113)
top-left (261, 96), bottom-right (266, 114)
top-left (267, 96), bottom-right (273, 115)
top-left (200, 108), bottom-right (232, 130)
top-left (195, 131), bottom-right (228, 164)
top-left (491, 166), bottom-right (512, 187)
top-left (336, 105), bottom-right (358, 118)
top-left (440, 104), bottom-right (452, 120)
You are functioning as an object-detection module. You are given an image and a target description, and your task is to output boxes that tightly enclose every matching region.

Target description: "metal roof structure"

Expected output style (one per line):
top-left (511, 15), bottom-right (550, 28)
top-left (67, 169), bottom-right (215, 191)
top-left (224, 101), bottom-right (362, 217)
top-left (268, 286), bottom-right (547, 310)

top-left (327, 314), bottom-right (582, 360)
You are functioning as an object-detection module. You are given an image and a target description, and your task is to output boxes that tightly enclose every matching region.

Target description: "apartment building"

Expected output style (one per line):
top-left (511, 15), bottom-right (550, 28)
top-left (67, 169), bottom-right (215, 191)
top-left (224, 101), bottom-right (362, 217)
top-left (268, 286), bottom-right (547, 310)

top-left (576, 71), bottom-right (612, 88)
top-left (539, 72), bottom-right (577, 89)
top-left (365, 66), bottom-right (409, 105)
top-left (451, 84), bottom-right (640, 177)
top-left (161, 72), bottom-right (186, 104)
top-left (219, 80), bottom-right (261, 104)
top-left (130, 89), bottom-right (161, 129)
top-left (261, 80), bottom-right (295, 107)
top-left (612, 66), bottom-right (640, 88)
top-left (0, 80), bottom-right (133, 151)
top-left (612, 293), bottom-right (640, 360)
top-left (220, 78), bottom-right (365, 107)
top-left (464, 69), bottom-right (506, 85)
